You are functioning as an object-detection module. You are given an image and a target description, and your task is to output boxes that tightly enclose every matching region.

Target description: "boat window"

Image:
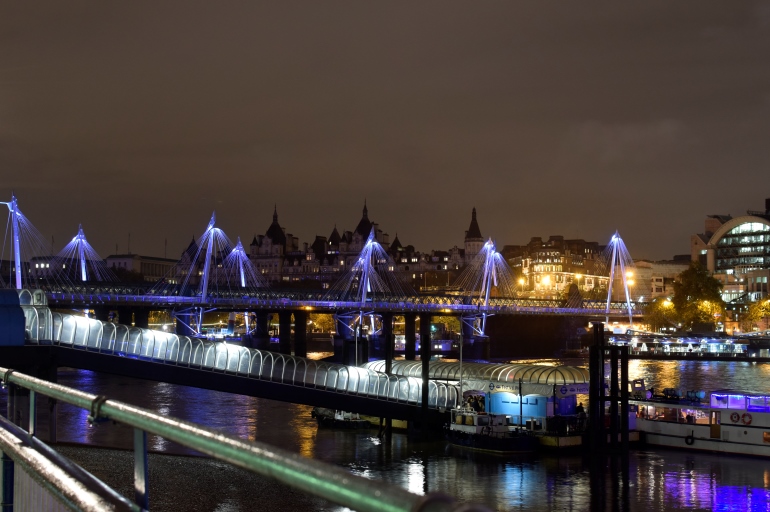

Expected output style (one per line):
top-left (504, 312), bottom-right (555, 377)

top-left (681, 409), bottom-right (708, 424)
top-left (710, 394), bottom-right (729, 409)
top-left (477, 416), bottom-right (490, 426)
top-left (728, 394), bottom-right (747, 410)
top-left (748, 396), bottom-right (770, 413)
top-left (764, 432), bottom-right (770, 444)
top-left (652, 407), bottom-right (679, 422)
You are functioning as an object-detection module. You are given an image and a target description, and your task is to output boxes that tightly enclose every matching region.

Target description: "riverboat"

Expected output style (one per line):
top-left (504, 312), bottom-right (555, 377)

top-left (631, 383), bottom-right (770, 457)
top-left (446, 408), bottom-right (538, 453)
top-left (311, 407), bottom-right (371, 429)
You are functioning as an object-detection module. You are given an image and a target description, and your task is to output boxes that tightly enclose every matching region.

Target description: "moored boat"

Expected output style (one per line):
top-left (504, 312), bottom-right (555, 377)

top-left (631, 383), bottom-right (770, 457)
top-left (446, 408), bottom-right (538, 453)
top-left (311, 407), bottom-right (371, 429)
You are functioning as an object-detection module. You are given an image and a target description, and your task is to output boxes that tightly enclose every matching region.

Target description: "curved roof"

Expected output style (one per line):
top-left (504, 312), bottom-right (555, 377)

top-left (707, 215), bottom-right (770, 246)
top-left (364, 360), bottom-right (589, 386)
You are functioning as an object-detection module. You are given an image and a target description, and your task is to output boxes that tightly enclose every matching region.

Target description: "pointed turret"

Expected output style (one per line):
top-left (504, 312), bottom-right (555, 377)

top-left (329, 225), bottom-right (341, 246)
top-left (464, 207), bottom-right (484, 260)
top-left (465, 207), bottom-right (483, 240)
top-left (354, 201), bottom-right (372, 237)
top-left (390, 233), bottom-right (403, 253)
top-left (265, 206), bottom-right (287, 246)
top-left (184, 236), bottom-right (199, 259)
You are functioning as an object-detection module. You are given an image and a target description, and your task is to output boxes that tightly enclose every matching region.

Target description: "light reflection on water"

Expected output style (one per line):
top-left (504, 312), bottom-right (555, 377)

top-left (3, 360), bottom-right (770, 511)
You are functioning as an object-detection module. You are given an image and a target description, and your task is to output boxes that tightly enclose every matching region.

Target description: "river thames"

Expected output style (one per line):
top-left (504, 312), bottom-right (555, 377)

top-left (5, 356), bottom-right (770, 511)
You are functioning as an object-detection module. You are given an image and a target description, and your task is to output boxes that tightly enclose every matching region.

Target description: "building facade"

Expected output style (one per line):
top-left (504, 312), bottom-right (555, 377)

top-left (245, 204), bottom-right (479, 292)
top-left (105, 254), bottom-right (179, 283)
top-left (691, 198), bottom-right (770, 303)
top-left (632, 258), bottom-right (690, 301)
top-left (504, 236), bottom-right (608, 299)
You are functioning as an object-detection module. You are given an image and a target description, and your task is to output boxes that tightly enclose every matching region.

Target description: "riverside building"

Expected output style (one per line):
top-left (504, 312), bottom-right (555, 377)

top-left (245, 204), bottom-right (480, 291)
top-left (691, 198), bottom-right (770, 304)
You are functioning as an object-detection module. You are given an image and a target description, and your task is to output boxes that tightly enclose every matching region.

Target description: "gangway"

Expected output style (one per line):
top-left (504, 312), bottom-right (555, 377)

top-left (19, 292), bottom-right (460, 418)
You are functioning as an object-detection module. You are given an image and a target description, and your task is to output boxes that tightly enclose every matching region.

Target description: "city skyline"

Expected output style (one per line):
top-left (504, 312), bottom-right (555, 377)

top-left (2, 2), bottom-right (769, 260)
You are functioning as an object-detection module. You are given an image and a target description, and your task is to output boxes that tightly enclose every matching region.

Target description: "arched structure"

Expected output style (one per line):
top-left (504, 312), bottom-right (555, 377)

top-left (700, 215), bottom-right (770, 303)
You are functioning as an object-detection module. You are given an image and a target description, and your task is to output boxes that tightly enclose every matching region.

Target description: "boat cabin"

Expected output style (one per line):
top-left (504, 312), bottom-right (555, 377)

top-left (450, 409), bottom-right (515, 436)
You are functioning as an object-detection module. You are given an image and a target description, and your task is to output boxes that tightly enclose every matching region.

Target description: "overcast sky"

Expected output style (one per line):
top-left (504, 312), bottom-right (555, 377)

top-left (2, 2), bottom-right (769, 262)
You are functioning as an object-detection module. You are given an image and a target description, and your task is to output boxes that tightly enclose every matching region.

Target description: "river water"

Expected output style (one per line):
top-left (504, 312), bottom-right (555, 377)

top-left (5, 356), bottom-right (770, 511)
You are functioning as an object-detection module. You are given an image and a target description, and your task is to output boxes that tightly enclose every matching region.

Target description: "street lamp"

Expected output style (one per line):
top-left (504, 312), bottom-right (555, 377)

top-left (575, 274), bottom-right (582, 291)
top-left (518, 278), bottom-right (525, 294)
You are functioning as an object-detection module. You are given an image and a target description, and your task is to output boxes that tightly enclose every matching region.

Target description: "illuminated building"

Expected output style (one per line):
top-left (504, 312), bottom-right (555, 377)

top-left (691, 198), bottom-right (770, 303)
top-left (245, 204), bottom-right (478, 291)
top-left (503, 236), bottom-right (608, 299)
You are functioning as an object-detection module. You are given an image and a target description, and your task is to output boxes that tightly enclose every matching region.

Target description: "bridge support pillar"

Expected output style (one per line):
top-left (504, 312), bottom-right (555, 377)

top-left (369, 314), bottom-right (388, 361)
top-left (419, 314), bottom-right (432, 418)
top-left (116, 307), bottom-right (133, 326)
top-left (253, 311), bottom-right (271, 350)
top-left (91, 306), bottom-right (111, 322)
top-left (278, 311), bottom-right (292, 354)
top-left (404, 314), bottom-right (417, 361)
top-left (293, 311), bottom-right (307, 358)
top-left (133, 309), bottom-right (150, 329)
top-left (334, 315), bottom-right (352, 364)
top-left (382, 313), bottom-right (394, 374)
top-left (461, 315), bottom-right (474, 340)
top-left (175, 311), bottom-right (196, 337)
top-left (353, 315), bottom-right (369, 366)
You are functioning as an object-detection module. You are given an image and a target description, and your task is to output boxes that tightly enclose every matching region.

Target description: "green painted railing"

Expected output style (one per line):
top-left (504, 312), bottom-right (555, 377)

top-left (0, 367), bottom-right (491, 512)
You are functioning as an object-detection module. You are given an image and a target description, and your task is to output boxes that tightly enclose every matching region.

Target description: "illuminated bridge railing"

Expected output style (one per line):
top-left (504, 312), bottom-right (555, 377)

top-left (21, 305), bottom-right (460, 411)
top-left (43, 290), bottom-right (643, 316)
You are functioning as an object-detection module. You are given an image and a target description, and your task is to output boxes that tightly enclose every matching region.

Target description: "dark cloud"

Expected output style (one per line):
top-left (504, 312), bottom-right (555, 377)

top-left (1, 1), bottom-right (769, 261)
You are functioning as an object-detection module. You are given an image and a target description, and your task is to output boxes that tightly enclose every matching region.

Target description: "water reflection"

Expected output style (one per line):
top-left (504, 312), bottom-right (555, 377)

top-left (2, 363), bottom-right (770, 510)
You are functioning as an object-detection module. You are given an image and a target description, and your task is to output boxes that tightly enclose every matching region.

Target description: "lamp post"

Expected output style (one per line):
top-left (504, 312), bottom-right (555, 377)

top-left (518, 278), bottom-right (525, 295)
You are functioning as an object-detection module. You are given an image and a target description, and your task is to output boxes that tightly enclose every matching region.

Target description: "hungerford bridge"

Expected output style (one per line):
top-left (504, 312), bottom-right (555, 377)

top-left (3, 196), bottom-right (642, 353)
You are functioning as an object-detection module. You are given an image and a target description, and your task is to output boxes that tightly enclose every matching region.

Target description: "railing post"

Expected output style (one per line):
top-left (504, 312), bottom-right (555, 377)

top-left (134, 428), bottom-right (149, 510)
top-left (0, 452), bottom-right (13, 511)
top-left (29, 389), bottom-right (36, 437)
top-left (48, 397), bottom-right (58, 444)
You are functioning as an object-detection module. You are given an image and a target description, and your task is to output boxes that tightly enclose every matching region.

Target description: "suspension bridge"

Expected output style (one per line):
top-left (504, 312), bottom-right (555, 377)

top-left (2, 195), bottom-right (642, 333)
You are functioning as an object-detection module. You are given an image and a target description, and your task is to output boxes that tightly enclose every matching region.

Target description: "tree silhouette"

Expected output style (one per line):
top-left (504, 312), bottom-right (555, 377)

top-left (671, 262), bottom-right (724, 330)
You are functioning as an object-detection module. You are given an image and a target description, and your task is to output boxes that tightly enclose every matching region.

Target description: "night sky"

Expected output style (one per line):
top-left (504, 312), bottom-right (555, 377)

top-left (2, 2), bottom-right (769, 262)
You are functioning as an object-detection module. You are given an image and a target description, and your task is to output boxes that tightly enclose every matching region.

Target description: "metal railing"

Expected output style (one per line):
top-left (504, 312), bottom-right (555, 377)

top-left (0, 366), bottom-right (490, 512)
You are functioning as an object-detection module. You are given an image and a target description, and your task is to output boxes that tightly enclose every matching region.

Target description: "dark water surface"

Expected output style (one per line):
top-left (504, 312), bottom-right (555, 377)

top-left (5, 357), bottom-right (770, 511)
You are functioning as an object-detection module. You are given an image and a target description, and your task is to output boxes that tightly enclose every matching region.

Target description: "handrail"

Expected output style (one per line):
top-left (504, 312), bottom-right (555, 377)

top-left (0, 414), bottom-right (139, 511)
top-left (0, 366), bottom-right (490, 512)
